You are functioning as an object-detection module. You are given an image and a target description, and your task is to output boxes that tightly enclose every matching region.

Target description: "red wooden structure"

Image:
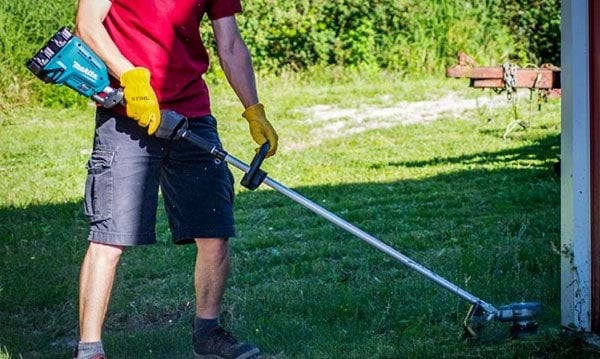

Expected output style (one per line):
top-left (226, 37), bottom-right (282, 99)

top-left (446, 52), bottom-right (561, 96)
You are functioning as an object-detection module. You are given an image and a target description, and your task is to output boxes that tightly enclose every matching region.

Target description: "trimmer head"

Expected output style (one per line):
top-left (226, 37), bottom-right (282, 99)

top-left (496, 302), bottom-right (541, 338)
top-left (463, 302), bottom-right (541, 339)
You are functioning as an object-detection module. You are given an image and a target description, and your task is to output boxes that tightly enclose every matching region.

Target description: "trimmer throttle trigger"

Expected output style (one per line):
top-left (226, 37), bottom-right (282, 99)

top-left (241, 142), bottom-right (270, 190)
top-left (156, 110), bottom-right (189, 140)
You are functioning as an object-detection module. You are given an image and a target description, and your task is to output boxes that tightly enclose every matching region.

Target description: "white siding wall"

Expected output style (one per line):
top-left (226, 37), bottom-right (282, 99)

top-left (561, 0), bottom-right (592, 331)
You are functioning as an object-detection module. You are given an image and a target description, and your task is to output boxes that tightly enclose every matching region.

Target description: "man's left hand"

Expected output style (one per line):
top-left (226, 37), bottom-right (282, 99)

top-left (242, 103), bottom-right (278, 158)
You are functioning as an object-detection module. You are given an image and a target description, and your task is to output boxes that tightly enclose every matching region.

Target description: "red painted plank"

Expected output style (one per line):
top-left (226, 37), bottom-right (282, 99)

top-left (469, 69), bottom-right (558, 89)
top-left (447, 66), bottom-right (560, 89)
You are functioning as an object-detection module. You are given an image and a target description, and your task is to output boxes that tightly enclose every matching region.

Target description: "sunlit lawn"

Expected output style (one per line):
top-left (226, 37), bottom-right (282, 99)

top-left (1, 73), bottom-right (587, 358)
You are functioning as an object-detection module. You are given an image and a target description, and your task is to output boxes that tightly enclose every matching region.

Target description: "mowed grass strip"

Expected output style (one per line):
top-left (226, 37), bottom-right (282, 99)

top-left (1, 74), bottom-right (589, 358)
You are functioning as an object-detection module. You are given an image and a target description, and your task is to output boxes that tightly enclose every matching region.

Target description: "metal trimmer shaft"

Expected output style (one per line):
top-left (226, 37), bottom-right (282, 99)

top-left (182, 131), bottom-right (499, 316)
top-left (163, 113), bottom-right (540, 338)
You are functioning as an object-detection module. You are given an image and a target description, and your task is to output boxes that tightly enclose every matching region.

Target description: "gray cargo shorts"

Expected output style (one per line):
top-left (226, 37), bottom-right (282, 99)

top-left (84, 108), bottom-right (236, 245)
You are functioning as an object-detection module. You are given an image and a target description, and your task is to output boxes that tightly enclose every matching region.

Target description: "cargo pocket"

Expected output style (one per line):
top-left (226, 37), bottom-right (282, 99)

top-left (84, 147), bottom-right (115, 223)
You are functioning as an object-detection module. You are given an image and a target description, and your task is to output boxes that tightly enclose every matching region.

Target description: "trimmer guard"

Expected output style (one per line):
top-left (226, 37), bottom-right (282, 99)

top-left (463, 302), bottom-right (541, 339)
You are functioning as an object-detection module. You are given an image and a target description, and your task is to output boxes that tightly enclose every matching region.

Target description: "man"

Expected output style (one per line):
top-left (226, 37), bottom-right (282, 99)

top-left (73, 0), bottom-right (278, 358)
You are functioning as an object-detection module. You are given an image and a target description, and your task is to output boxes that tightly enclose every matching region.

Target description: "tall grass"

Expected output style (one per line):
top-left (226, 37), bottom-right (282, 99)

top-left (382, 0), bottom-right (516, 74)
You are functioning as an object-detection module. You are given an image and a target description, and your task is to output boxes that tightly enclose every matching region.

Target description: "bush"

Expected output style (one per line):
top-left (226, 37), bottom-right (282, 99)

top-left (232, 0), bottom-right (518, 73)
top-left (502, 0), bottom-right (561, 65)
top-left (1, 0), bottom-right (561, 110)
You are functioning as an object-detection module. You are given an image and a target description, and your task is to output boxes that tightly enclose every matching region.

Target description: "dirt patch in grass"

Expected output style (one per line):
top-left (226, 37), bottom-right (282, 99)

top-left (291, 91), bottom-right (525, 150)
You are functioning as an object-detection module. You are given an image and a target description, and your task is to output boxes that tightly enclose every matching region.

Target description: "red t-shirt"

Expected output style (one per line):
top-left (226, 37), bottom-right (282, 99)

top-left (104, 0), bottom-right (242, 117)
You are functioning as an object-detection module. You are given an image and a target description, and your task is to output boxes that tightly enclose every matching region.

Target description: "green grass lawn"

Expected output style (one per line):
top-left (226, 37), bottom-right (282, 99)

top-left (0, 73), bottom-right (591, 358)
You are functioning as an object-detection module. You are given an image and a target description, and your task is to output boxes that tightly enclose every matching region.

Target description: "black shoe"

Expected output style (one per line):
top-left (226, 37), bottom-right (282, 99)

top-left (193, 326), bottom-right (260, 359)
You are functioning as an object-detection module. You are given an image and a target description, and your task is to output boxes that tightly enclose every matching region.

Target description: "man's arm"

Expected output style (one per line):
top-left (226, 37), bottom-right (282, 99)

top-left (75, 0), bottom-right (133, 78)
top-left (75, 0), bottom-right (161, 134)
top-left (212, 16), bottom-right (278, 157)
top-left (211, 16), bottom-right (258, 108)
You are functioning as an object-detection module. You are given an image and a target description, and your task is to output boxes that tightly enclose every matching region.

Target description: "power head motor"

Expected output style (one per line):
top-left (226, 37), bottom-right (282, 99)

top-left (26, 27), bottom-right (122, 107)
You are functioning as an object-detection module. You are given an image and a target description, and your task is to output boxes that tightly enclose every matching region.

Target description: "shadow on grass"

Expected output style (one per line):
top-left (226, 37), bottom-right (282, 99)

top-left (370, 133), bottom-right (560, 170)
top-left (0, 133), bottom-right (590, 358)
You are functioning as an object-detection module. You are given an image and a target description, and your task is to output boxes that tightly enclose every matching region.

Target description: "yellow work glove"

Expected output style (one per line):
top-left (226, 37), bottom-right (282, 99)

top-left (242, 103), bottom-right (279, 158)
top-left (120, 67), bottom-right (161, 135)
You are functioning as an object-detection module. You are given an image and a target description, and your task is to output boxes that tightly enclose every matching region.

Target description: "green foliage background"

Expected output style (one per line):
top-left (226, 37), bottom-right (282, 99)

top-left (0, 0), bottom-right (560, 110)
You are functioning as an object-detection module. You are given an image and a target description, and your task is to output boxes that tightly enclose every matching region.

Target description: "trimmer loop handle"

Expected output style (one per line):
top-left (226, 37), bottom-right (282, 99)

top-left (240, 142), bottom-right (270, 190)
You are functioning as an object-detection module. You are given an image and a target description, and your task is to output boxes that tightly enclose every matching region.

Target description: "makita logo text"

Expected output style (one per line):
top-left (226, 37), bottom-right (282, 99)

top-left (73, 61), bottom-right (98, 80)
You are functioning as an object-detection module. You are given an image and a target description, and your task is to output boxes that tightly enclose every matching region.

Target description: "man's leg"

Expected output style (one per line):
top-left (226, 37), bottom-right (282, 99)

top-left (193, 238), bottom-right (259, 359)
top-left (75, 109), bottom-right (161, 358)
top-left (194, 238), bottom-right (230, 319)
top-left (79, 242), bottom-right (124, 342)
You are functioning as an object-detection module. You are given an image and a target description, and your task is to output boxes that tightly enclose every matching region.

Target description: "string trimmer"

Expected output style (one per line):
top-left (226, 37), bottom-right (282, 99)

top-left (26, 27), bottom-right (541, 339)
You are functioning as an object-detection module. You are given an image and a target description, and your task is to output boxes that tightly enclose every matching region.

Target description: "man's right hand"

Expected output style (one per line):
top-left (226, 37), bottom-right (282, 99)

top-left (120, 67), bottom-right (161, 135)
